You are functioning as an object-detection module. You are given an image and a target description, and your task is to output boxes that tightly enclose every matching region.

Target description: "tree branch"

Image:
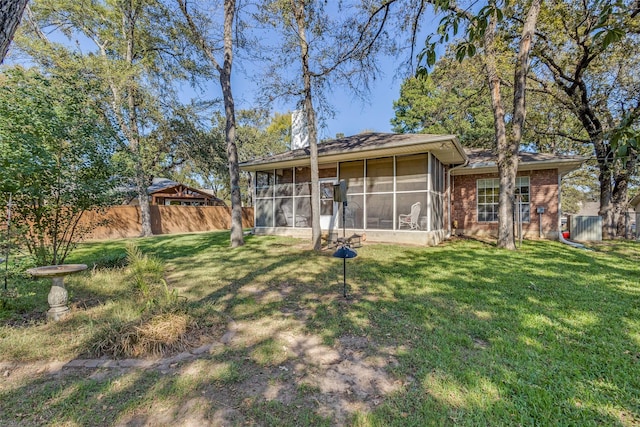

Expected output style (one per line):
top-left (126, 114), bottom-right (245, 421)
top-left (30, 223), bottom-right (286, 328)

top-left (176, 0), bottom-right (222, 74)
top-left (311, 1), bottom-right (393, 78)
top-left (531, 129), bottom-right (591, 144)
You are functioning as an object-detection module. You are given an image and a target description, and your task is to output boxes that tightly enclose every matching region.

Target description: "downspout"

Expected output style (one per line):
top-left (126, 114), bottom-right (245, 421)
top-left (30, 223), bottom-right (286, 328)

top-left (558, 170), bottom-right (585, 248)
top-left (447, 159), bottom-right (469, 238)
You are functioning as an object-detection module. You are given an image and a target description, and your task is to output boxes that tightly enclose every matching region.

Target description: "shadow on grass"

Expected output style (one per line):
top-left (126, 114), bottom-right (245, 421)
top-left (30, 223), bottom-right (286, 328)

top-left (1, 234), bottom-right (639, 425)
top-left (334, 239), bottom-right (640, 425)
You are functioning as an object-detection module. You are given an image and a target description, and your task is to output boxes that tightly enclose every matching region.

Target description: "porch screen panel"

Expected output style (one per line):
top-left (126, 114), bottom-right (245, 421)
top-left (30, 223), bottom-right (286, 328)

top-left (255, 171), bottom-right (275, 227)
top-left (366, 158), bottom-right (393, 193)
top-left (319, 166), bottom-right (338, 179)
top-left (295, 197), bottom-right (311, 225)
top-left (340, 194), bottom-right (363, 228)
top-left (275, 198), bottom-right (293, 227)
top-left (295, 167), bottom-right (311, 196)
top-left (396, 154), bottom-right (428, 191)
top-left (366, 193), bottom-right (393, 229)
top-left (255, 199), bottom-right (274, 227)
top-left (395, 154), bottom-right (429, 231)
top-left (429, 155), bottom-right (445, 230)
top-left (274, 168), bottom-right (294, 227)
top-left (396, 192), bottom-right (428, 230)
top-left (339, 161), bottom-right (364, 194)
top-left (293, 167), bottom-right (312, 226)
top-left (256, 171), bottom-right (274, 198)
top-left (275, 168), bottom-right (293, 197)
top-left (430, 192), bottom-right (444, 230)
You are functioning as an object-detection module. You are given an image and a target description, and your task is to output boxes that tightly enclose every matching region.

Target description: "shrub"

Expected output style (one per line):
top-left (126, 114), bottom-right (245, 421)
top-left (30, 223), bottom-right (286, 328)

top-left (125, 242), bottom-right (178, 309)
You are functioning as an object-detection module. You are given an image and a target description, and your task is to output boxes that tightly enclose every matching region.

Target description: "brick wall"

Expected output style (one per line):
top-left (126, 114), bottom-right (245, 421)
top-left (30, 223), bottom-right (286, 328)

top-left (451, 169), bottom-right (559, 239)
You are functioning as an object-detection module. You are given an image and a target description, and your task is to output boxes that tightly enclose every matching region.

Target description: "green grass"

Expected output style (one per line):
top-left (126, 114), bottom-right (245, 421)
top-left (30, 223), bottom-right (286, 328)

top-left (1, 232), bottom-right (639, 425)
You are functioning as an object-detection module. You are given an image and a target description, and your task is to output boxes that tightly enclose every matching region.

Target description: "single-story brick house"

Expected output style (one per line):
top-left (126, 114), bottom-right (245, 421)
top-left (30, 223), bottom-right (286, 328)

top-left (240, 132), bottom-right (585, 245)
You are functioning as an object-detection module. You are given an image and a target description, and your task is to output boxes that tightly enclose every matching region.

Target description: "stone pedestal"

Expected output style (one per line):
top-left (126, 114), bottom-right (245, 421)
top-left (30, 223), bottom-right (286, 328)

top-left (47, 276), bottom-right (70, 321)
top-left (27, 264), bottom-right (87, 322)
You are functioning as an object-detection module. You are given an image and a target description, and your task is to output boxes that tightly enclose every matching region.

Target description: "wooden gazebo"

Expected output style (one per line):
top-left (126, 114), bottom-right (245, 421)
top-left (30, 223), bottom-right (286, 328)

top-left (149, 180), bottom-right (226, 207)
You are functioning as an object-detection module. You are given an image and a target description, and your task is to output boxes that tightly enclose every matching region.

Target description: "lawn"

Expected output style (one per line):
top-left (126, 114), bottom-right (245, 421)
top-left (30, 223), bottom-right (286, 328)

top-left (1, 232), bottom-right (639, 426)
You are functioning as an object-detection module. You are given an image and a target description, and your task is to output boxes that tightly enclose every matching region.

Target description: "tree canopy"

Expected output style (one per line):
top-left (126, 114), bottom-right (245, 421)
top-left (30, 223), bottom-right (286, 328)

top-left (0, 66), bottom-right (120, 264)
top-left (392, 53), bottom-right (495, 148)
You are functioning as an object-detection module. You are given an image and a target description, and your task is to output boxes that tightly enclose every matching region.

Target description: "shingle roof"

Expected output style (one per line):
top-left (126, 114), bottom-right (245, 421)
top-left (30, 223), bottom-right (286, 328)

top-left (464, 148), bottom-right (584, 167)
top-left (240, 132), bottom-right (466, 170)
top-left (452, 148), bottom-right (587, 175)
top-left (239, 133), bottom-right (587, 174)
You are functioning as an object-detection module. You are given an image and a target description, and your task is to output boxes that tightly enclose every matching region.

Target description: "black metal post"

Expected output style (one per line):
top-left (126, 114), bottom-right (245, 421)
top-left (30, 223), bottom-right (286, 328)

top-left (342, 200), bottom-right (346, 239)
top-left (342, 200), bottom-right (347, 297)
top-left (332, 193), bottom-right (356, 299)
top-left (343, 257), bottom-right (346, 298)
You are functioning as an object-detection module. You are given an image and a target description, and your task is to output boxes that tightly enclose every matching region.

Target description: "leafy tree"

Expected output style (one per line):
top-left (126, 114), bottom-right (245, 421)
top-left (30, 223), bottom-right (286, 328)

top-left (393, 47), bottom-right (599, 224)
top-left (265, 112), bottom-right (292, 150)
top-left (392, 53), bottom-right (495, 148)
top-left (0, 0), bottom-right (28, 63)
top-left (257, 0), bottom-right (392, 250)
top-left (0, 67), bottom-right (119, 265)
top-left (528, 0), bottom-right (640, 238)
top-left (166, 108), bottom-right (289, 205)
top-left (175, 0), bottom-right (245, 247)
top-left (158, 106), bottom-right (228, 196)
top-left (415, 0), bottom-right (542, 249)
top-left (20, 0), bottom-right (189, 237)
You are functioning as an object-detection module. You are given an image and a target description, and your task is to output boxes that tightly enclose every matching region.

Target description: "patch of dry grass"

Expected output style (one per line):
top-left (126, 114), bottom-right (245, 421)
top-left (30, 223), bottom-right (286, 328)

top-left (91, 312), bottom-right (195, 359)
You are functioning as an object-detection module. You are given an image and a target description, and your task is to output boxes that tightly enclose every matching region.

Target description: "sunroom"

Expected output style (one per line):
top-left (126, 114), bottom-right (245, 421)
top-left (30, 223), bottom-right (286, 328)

top-left (240, 133), bottom-right (467, 245)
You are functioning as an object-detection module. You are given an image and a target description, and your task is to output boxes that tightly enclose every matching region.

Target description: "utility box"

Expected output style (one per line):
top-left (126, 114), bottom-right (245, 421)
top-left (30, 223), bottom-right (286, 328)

top-left (569, 215), bottom-right (602, 241)
top-left (333, 180), bottom-right (347, 203)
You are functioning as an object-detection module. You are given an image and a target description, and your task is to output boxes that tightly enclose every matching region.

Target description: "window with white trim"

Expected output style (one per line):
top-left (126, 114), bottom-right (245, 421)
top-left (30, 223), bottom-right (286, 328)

top-left (477, 177), bottom-right (530, 222)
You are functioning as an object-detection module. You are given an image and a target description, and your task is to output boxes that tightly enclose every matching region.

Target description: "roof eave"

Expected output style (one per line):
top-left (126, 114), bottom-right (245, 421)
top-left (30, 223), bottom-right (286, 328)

top-left (450, 158), bottom-right (587, 176)
top-left (240, 135), bottom-right (467, 172)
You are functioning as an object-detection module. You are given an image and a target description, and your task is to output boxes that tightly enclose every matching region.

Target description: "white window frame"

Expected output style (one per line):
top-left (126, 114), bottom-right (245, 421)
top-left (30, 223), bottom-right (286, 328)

top-left (477, 177), bottom-right (530, 223)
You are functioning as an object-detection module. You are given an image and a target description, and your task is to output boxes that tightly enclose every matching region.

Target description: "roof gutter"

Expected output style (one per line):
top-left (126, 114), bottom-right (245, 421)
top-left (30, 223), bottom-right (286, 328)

top-left (447, 159), bottom-right (469, 238)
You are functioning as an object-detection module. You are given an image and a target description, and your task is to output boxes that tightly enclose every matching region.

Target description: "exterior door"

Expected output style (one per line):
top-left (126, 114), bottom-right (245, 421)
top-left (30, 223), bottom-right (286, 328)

top-left (319, 179), bottom-right (338, 231)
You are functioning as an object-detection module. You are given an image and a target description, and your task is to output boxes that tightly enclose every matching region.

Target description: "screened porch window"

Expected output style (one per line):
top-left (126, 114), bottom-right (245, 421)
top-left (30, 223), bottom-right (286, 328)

top-left (274, 169), bottom-right (294, 227)
top-left (339, 161), bottom-right (364, 228)
top-left (396, 154), bottom-right (428, 230)
top-left (255, 171), bottom-right (274, 227)
top-left (366, 158), bottom-right (394, 229)
top-left (292, 167), bottom-right (311, 227)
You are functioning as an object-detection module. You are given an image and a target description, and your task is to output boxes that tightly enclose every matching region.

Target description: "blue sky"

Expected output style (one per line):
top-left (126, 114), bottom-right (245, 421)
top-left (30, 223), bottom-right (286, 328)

top-left (230, 62), bottom-right (409, 140)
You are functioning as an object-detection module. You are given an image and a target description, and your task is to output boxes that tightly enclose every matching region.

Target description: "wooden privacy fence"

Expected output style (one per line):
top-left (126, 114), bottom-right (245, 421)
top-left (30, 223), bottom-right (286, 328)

top-left (81, 206), bottom-right (254, 240)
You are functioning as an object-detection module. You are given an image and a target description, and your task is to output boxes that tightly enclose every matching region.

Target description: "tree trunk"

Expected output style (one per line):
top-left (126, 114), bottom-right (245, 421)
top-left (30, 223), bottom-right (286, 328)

top-left (222, 0), bottom-right (244, 247)
top-left (293, 0), bottom-right (322, 251)
top-left (176, 0), bottom-right (244, 247)
top-left (124, 6), bottom-right (153, 237)
top-left (484, 10), bottom-right (515, 249)
top-left (486, 0), bottom-right (540, 249)
top-left (593, 139), bottom-right (615, 238)
top-left (613, 152), bottom-right (637, 238)
top-left (0, 0), bottom-right (29, 63)
top-left (135, 170), bottom-right (153, 237)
